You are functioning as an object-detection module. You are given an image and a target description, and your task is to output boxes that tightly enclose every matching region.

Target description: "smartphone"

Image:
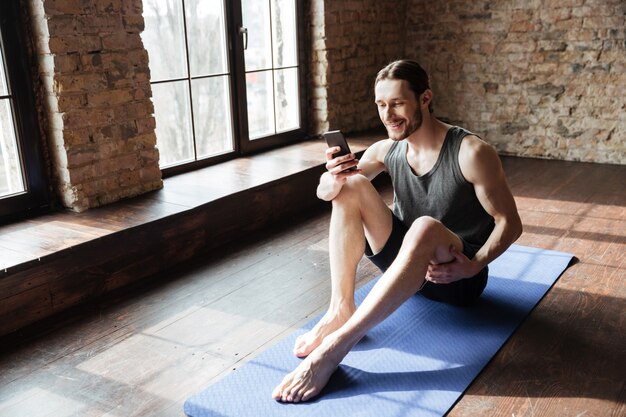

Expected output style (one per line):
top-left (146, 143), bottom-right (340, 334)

top-left (323, 130), bottom-right (357, 171)
top-left (323, 130), bottom-right (352, 158)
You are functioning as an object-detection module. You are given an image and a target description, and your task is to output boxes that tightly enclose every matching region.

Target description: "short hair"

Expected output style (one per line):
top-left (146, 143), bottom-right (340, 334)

top-left (375, 59), bottom-right (433, 113)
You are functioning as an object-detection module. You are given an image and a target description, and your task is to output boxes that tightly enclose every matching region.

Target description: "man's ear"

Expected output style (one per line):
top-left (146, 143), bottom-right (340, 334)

top-left (421, 89), bottom-right (433, 107)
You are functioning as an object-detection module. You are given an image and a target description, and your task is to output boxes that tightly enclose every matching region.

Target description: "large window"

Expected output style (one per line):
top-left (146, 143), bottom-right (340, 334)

top-left (142, 0), bottom-right (305, 174)
top-left (0, 49), bottom-right (25, 198)
top-left (0, 1), bottom-right (47, 221)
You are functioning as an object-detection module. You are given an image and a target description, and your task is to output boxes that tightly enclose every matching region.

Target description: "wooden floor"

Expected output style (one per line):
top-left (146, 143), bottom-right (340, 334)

top-left (0, 156), bottom-right (624, 416)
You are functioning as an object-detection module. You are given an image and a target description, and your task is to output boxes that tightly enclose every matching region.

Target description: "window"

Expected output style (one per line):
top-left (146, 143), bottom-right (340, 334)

top-left (0, 1), bottom-right (48, 221)
top-left (142, 0), bottom-right (305, 174)
top-left (0, 50), bottom-right (24, 198)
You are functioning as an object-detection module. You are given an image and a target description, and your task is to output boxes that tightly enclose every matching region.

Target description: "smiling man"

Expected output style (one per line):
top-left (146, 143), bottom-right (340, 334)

top-left (272, 59), bottom-right (523, 403)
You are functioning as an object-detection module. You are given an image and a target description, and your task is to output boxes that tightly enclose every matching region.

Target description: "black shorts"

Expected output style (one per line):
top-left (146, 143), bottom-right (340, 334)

top-left (365, 213), bottom-right (488, 306)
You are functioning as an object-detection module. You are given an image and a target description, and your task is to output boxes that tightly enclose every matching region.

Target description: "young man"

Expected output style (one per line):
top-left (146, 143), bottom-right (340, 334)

top-left (272, 59), bottom-right (522, 403)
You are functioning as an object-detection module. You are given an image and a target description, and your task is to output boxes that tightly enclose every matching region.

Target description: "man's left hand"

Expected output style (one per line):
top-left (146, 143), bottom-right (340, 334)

top-left (426, 246), bottom-right (481, 284)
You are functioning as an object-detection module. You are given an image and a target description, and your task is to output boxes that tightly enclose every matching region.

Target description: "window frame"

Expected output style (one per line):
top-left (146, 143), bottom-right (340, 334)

top-left (0, 0), bottom-right (48, 222)
top-left (153, 0), bottom-right (309, 178)
top-left (232, 0), bottom-right (309, 156)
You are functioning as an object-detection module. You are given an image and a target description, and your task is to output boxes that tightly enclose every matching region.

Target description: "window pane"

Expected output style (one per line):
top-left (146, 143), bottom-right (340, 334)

top-left (142, 0), bottom-right (187, 81)
top-left (271, 0), bottom-right (297, 68)
top-left (192, 76), bottom-right (234, 158)
top-left (151, 81), bottom-right (194, 168)
top-left (0, 99), bottom-right (25, 198)
top-left (186, 0), bottom-right (228, 77)
top-left (242, 0), bottom-right (272, 72)
top-left (274, 67), bottom-right (299, 133)
top-left (0, 51), bottom-right (8, 96)
top-left (246, 70), bottom-right (274, 139)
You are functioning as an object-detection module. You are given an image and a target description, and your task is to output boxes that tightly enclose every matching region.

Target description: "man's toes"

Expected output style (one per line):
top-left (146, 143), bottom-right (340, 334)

top-left (277, 381), bottom-right (292, 401)
top-left (294, 346), bottom-right (309, 358)
top-left (293, 336), bottom-right (308, 355)
top-left (295, 336), bottom-right (320, 357)
top-left (279, 386), bottom-right (289, 402)
top-left (271, 385), bottom-right (282, 400)
top-left (293, 344), bottom-right (304, 356)
top-left (301, 387), bottom-right (317, 402)
top-left (284, 380), bottom-right (303, 402)
top-left (272, 384), bottom-right (284, 401)
top-left (273, 375), bottom-right (293, 401)
top-left (283, 388), bottom-right (295, 402)
top-left (289, 386), bottom-right (305, 403)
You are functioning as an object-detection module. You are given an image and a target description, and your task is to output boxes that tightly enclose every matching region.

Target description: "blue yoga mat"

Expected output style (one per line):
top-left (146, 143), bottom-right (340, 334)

top-left (184, 244), bottom-right (574, 417)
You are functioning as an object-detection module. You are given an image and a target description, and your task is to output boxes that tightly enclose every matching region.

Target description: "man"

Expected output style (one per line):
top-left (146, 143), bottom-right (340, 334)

top-left (272, 59), bottom-right (523, 403)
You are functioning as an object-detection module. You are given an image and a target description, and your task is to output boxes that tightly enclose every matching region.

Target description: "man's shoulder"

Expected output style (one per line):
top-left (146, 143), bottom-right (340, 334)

top-left (459, 134), bottom-right (501, 182)
top-left (367, 138), bottom-right (396, 160)
top-left (372, 137), bottom-right (396, 149)
top-left (459, 134), bottom-right (496, 161)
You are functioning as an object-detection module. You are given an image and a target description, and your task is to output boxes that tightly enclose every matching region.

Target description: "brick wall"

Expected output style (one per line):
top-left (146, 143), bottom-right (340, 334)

top-left (308, 0), bottom-right (407, 135)
top-left (314, 0), bottom-right (624, 164)
top-left (404, 0), bottom-right (625, 164)
top-left (26, 0), bottom-right (162, 212)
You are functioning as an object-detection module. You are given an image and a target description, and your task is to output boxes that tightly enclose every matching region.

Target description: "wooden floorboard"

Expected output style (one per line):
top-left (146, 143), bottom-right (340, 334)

top-left (0, 156), bottom-right (624, 416)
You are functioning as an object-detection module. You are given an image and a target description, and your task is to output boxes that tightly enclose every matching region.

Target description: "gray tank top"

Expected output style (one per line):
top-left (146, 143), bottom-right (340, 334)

top-left (384, 126), bottom-right (495, 252)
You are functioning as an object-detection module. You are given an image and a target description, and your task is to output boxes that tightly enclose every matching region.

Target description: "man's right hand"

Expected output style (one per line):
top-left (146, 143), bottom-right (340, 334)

top-left (325, 146), bottom-right (360, 177)
top-left (316, 147), bottom-right (361, 201)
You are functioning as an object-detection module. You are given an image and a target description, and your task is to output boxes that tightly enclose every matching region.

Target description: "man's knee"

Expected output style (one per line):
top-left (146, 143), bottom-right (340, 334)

top-left (404, 216), bottom-right (462, 264)
top-left (402, 216), bottom-right (444, 250)
top-left (343, 174), bottom-right (372, 192)
top-left (408, 216), bottom-right (442, 238)
top-left (332, 175), bottom-right (373, 205)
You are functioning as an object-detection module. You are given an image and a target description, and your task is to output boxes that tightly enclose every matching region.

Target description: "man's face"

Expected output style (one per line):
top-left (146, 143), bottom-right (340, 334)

top-left (374, 79), bottom-right (422, 141)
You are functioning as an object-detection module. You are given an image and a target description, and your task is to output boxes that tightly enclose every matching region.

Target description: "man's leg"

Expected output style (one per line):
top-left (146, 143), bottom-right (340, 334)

top-left (293, 175), bottom-right (393, 357)
top-left (274, 215), bottom-right (464, 402)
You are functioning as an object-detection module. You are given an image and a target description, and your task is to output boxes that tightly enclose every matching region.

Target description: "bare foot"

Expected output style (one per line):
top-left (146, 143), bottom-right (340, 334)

top-left (293, 303), bottom-right (355, 358)
top-left (273, 337), bottom-right (348, 403)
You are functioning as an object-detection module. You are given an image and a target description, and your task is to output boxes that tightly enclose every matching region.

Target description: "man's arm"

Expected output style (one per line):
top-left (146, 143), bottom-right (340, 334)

top-left (428, 136), bottom-right (523, 281)
top-left (464, 136), bottom-right (523, 270)
top-left (316, 139), bottom-right (391, 201)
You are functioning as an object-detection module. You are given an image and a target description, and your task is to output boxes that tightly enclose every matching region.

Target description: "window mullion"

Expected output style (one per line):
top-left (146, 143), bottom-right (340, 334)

top-left (180, 0), bottom-right (198, 162)
top-left (268, 0), bottom-right (277, 135)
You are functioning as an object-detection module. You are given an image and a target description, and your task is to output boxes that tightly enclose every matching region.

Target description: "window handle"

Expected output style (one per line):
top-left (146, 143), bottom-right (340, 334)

top-left (239, 26), bottom-right (248, 50)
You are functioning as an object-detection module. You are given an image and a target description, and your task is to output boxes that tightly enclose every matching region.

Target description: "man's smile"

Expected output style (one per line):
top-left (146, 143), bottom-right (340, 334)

top-left (387, 120), bottom-right (405, 130)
